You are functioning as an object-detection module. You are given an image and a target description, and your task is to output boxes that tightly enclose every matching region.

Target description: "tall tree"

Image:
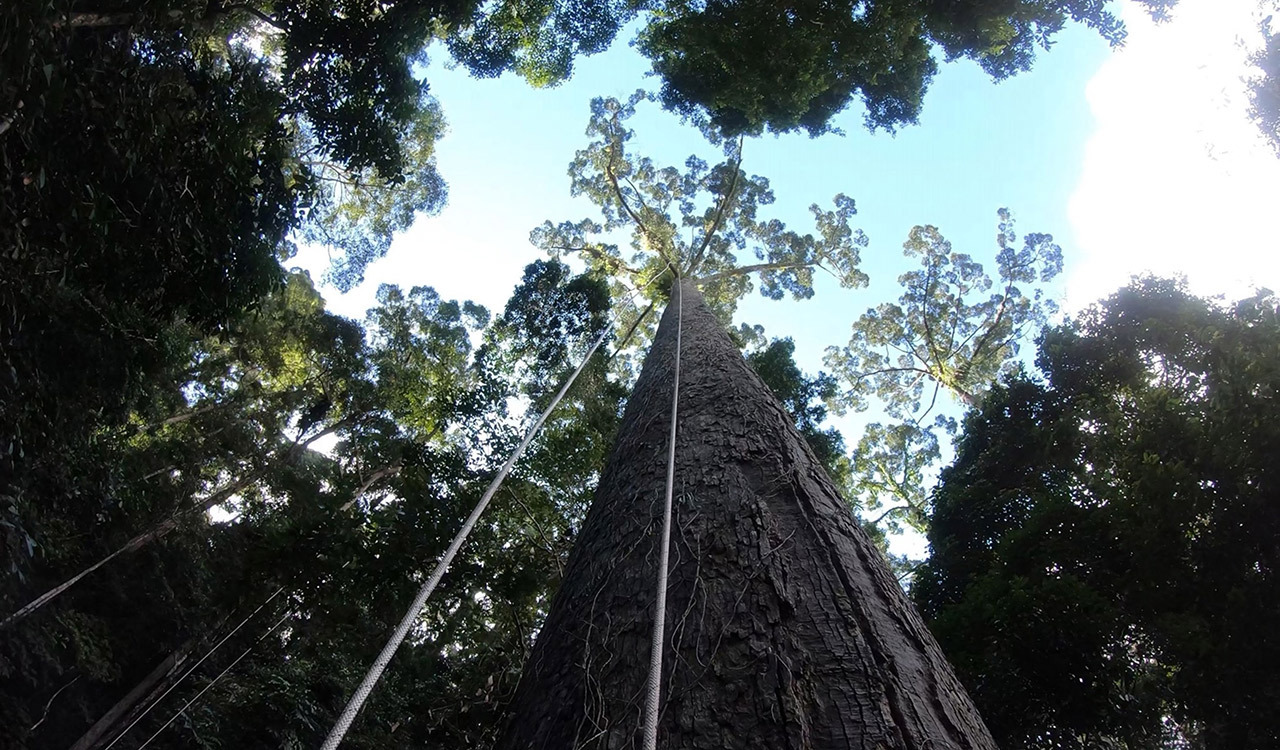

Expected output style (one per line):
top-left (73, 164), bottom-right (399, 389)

top-left (826, 210), bottom-right (1062, 533)
top-left (532, 92), bottom-right (869, 356)
top-left (498, 280), bottom-right (995, 747)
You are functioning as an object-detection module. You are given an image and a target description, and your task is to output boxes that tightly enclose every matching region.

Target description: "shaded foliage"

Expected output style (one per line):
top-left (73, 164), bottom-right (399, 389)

top-left (0, 261), bottom-right (624, 749)
top-left (915, 279), bottom-right (1280, 749)
top-left (0, 2), bottom-right (312, 616)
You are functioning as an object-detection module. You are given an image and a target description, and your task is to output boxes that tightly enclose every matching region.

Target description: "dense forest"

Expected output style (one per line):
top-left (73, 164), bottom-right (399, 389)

top-left (2, 0), bottom-right (1276, 748)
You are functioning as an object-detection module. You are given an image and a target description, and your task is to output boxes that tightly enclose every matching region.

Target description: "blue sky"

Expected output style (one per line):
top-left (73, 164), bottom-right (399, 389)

top-left (299, 14), bottom-right (1112, 365)
top-left (293, 0), bottom-right (1280, 556)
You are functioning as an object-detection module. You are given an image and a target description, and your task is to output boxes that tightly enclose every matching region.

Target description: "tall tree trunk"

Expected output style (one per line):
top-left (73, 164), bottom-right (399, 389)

top-left (497, 280), bottom-right (996, 749)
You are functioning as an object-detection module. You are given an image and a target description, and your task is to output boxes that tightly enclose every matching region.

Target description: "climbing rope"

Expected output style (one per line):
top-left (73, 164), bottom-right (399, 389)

top-left (101, 585), bottom-right (286, 750)
top-left (319, 272), bottom-right (667, 750)
top-left (641, 279), bottom-right (682, 750)
top-left (319, 311), bottom-right (616, 750)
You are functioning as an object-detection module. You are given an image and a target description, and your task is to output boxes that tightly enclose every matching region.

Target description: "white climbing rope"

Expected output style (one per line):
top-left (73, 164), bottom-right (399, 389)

top-left (318, 316), bottom-right (616, 750)
top-left (641, 279), bottom-right (682, 750)
top-left (101, 586), bottom-right (286, 750)
top-left (135, 608), bottom-right (293, 750)
top-left (319, 270), bottom-right (668, 750)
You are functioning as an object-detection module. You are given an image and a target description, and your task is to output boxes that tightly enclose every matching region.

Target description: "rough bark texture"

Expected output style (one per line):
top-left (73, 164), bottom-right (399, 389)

top-left (496, 281), bottom-right (997, 749)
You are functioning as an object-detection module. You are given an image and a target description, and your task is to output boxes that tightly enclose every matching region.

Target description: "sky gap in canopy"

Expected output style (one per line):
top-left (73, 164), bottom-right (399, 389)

top-left (296, 0), bottom-right (1278, 362)
top-left (290, 0), bottom-right (1280, 555)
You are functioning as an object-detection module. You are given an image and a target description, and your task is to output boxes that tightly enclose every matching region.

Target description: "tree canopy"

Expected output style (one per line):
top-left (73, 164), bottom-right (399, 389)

top-left (15, 0), bottom-right (1280, 747)
top-left (533, 92), bottom-right (870, 357)
top-left (824, 209), bottom-right (1062, 536)
top-left (638, 0), bottom-right (1176, 135)
top-left (914, 279), bottom-right (1280, 748)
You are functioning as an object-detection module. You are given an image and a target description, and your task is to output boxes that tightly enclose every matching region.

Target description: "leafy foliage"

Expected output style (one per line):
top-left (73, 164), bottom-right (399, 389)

top-left (638, 0), bottom-right (1176, 136)
top-left (2, 0), bottom-right (1234, 747)
top-left (534, 94), bottom-right (869, 358)
top-left (828, 209), bottom-right (1063, 415)
top-left (915, 279), bottom-right (1280, 748)
top-left (446, 0), bottom-right (636, 85)
top-left (1247, 14), bottom-right (1280, 154)
top-left (301, 99), bottom-right (450, 292)
top-left (824, 210), bottom-right (1061, 533)
top-left (0, 3), bottom-right (314, 614)
top-left (1, 260), bottom-right (622, 749)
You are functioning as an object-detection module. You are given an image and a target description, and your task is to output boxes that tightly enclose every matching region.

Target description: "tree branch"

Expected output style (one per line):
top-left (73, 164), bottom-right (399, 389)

top-left (29, 675), bottom-right (80, 732)
top-left (966, 276), bottom-right (1016, 370)
top-left (940, 297), bottom-right (966, 361)
top-left (919, 259), bottom-right (944, 371)
top-left (548, 244), bottom-right (646, 279)
top-left (695, 259), bottom-right (814, 287)
top-left (604, 160), bottom-right (677, 272)
top-left (340, 464), bottom-right (402, 512)
top-left (224, 3), bottom-right (286, 29)
top-left (869, 504), bottom-right (911, 527)
top-left (135, 401), bottom-right (224, 435)
top-left (871, 457), bottom-right (914, 506)
top-left (852, 365), bottom-right (939, 382)
top-left (917, 379), bottom-right (943, 423)
top-left (688, 144), bottom-right (744, 277)
top-left (506, 489), bottom-right (565, 578)
top-left (608, 300), bottom-right (656, 361)
top-left (62, 11), bottom-right (148, 27)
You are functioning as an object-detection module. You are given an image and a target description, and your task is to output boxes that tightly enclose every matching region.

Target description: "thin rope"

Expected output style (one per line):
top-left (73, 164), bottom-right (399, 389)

top-left (318, 317), bottom-right (615, 750)
top-left (319, 272), bottom-right (667, 750)
top-left (135, 608), bottom-right (292, 750)
top-left (102, 586), bottom-right (286, 750)
top-left (641, 279), bottom-right (682, 750)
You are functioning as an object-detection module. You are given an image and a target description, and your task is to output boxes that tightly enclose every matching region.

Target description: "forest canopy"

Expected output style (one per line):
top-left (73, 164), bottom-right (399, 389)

top-left (3, 0), bottom-right (1277, 747)
top-left (915, 279), bottom-right (1280, 748)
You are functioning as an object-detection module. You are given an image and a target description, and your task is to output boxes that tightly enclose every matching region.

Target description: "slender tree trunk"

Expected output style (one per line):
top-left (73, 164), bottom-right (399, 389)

top-left (339, 463), bottom-right (402, 512)
top-left (497, 280), bottom-right (996, 749)
top-left (68, 639), bottom-right (195, 750)
top-left (134, 401), bottom-right (224, 435)
top-left (1, 421), bottom-right (340, 628)
top-left (0, 475), bottom-right (253, 629)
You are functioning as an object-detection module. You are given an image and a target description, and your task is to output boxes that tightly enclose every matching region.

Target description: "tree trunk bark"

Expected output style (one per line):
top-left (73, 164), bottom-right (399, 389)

top-left (496, 280), bottom-right (996, 749)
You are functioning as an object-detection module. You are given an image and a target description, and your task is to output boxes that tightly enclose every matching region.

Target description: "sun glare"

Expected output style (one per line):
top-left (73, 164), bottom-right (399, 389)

top-left (1068, 0), bottom-right (1280, 310)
